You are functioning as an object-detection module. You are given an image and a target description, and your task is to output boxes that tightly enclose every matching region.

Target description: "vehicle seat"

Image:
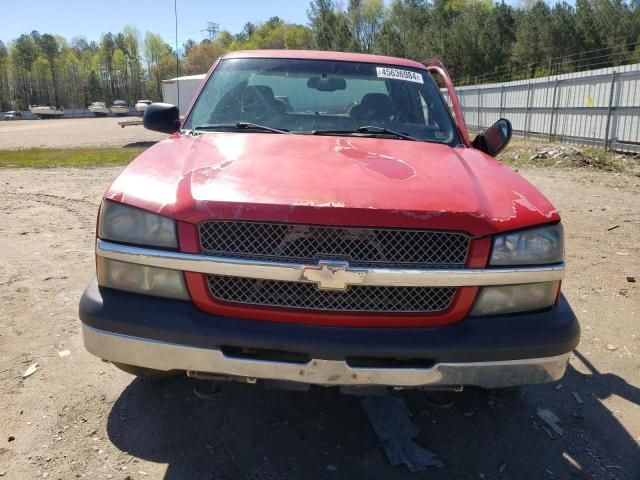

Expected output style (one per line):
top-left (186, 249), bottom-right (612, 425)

top-left (349, 93), bottom-right (393, 124)
top-left (241, 85), bottom-right (286, 120)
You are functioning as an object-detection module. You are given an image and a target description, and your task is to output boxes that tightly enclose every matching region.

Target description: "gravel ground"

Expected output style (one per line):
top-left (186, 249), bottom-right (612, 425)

top-left (0, 117), bottom-right (166, 150)
top-left (0, 162), bottom-right (638, 479)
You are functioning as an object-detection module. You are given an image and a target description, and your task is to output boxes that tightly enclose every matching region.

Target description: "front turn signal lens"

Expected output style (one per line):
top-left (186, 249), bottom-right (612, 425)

top-left (471, 281), bottom-right (560, 316)
top-left (97, 257), bottom-right (190, 300)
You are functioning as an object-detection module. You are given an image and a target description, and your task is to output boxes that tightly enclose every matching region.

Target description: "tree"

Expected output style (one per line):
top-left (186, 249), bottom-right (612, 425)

top-left (236, 22), bottom-right (256, 43)
top-left (217, 31), bottom-right (235, 50)
top-left (121, 26), bottom-right (143, 100)
top-left (375, 18), bottom-right (405, 57)
top-left (440, 0), bottom-right (515, 82)
top-left (143, 32), bottom-right (171, 99)
top-left (71, 37), bottom-right (91, 55)
top-left (183, 41), bottom-right (224, 74)
top-left (511, 1), bottom-right (552, 76)
top-left (284, 25), bottom-right (313, 49)
top-left (60, 47), bottom-right (83, 108)
top-left (308, 0), bottom-right (356, 50)
top-left (487, 3), bottom-right (516, 76)
top-left (99, 33), bottom-right (116, 102)
top-left (575, 0), bottom-right (604, 62)
top-left (0, 41), bottom-right (9, 110)
top-left (547, 2), bottom-right (578, 72)
top-left (252, 17), bottom-right (287, 49)
top-left (376, 0), bottom-right (433, 61)
top-left (308, 0), bottom-right (337, 49)
top-left (183, 39), bottom-right (196, 56)
top-left (11, 34), bottom-right (38, 108)
top-left (87, 70), bottom-right (102, 103)
top-left (590, 0), bottom-right (636, 66)
top-left (348, 0), bottom-right (385, 52)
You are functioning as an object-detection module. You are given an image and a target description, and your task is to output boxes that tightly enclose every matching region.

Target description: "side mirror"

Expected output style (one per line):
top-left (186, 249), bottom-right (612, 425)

top-left (472, 118), bottom-right (512, 157)
top-left (143, 103), bottom-right (180, 133)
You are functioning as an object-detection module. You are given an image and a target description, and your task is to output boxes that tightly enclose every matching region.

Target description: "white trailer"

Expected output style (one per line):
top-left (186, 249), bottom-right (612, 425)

top-left (161, 74), bottom-right (206, 115)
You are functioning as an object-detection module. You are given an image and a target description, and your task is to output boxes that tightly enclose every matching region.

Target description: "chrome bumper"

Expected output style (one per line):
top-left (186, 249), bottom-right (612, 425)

top-left (83, 324), bottom-right (570, 388)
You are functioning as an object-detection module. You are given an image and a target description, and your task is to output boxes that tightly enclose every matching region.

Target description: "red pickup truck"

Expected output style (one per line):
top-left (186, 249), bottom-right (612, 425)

top-left (79, 50), bottom-right (578, 391)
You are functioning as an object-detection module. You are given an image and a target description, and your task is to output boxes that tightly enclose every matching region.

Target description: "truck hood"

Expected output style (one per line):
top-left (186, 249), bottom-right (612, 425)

top-left (105, 133), bottom-right (559, 237)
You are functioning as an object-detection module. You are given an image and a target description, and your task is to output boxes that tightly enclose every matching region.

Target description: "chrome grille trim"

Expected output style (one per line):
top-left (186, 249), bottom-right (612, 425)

top-left (206, 275), bottom-right (456, 313)
top-left (199, 221), bottom-right (471, 268)
top-left (95, 239), bottom-right (567, 288)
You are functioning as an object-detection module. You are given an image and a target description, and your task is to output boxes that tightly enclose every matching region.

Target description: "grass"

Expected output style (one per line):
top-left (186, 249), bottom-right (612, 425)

top-left (1, 141), bottom-right (637, 175)
top-left (0, 147), bottom-right (147, 168)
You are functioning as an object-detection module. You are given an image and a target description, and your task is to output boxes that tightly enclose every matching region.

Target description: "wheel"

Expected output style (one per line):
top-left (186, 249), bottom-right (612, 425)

top-left (423, 390), bottom-right (456, 408)
top-left (111, 362), bottom-right (179, 380)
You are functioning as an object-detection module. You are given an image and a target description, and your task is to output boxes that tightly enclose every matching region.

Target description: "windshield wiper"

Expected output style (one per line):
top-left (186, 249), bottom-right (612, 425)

top-left (312, 125), bottom-right (418, 141)
top-left (193, 122), bottom-right (289, 134)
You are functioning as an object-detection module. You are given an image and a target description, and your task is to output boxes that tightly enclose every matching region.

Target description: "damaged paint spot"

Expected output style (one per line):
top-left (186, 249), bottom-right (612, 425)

top-left (512, 191), bottom-right (558, 218)
top-left (289, 200), bottom-right (346, 208)
top-left (335, 138), bottom-right (416, 180)
top-left (398, 210), bottom-right (445, 221)
top-left (314, 201), bottom-right (346, 208)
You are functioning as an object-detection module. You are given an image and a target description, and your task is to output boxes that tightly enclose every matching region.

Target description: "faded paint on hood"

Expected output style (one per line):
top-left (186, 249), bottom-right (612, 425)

top-left (105, 132), bottom-right (559, 237)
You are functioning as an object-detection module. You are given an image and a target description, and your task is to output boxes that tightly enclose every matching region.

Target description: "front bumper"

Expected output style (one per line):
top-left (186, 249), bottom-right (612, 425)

top-left (79, 279), bottom-right (579, 388)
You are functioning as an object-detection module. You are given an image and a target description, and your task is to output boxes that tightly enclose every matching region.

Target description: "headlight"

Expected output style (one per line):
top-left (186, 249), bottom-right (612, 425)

top-left (471, 281), bottom-right (560, 316)
top-left (490, 223), bottom-right (563, 266)
top-left (98, 199), bottom-right (177, 248)
top-left (97, 257), bottom-right (190, 300)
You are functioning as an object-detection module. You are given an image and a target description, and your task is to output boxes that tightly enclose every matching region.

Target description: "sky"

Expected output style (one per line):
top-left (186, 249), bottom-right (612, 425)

top-left (1, 0), bottom-right (569, 46)
top-left (1, 0), bottom-right (311, 45)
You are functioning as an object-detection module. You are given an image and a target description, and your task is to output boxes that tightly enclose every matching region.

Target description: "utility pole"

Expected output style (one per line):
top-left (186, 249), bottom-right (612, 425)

top-left (204, 22), bottom-right (219, 41)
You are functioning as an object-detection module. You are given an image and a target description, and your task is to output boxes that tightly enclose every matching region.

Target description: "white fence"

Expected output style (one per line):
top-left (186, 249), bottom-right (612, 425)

top-left (448, 63), bottom-right (640, 152)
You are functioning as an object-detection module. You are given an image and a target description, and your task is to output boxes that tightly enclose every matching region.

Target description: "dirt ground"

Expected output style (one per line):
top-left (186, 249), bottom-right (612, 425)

top-left (0, 118), bottom-right (166, 150)
top-left (0, 150), bottom-right (639, 478)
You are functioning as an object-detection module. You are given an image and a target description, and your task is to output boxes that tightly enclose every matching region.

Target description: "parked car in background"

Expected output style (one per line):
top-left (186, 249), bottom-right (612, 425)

top-left (80, 50), bottom-right (579, 393)
top-left (134, 99), bottom-right (152, 115)
top-left (3, 110), bottom-right (23, 120)
top-left (88, 101), bottom-right (109, 116)
top-left (110, 100), bottom-right (129, 116)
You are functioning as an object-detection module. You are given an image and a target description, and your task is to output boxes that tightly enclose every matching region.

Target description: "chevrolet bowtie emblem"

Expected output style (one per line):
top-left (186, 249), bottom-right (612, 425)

top-left (301, 260), bottom-right (367, 291)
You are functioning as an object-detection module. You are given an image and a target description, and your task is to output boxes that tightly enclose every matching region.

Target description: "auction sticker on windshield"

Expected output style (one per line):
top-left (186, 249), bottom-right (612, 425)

top-left (376, 67), bottom-right (424, 84)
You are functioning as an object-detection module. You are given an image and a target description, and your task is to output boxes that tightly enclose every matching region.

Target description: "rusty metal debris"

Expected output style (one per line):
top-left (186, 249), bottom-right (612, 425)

top-left (536, 408), bottom-right (563, 438)
top-left (361, 392), bottom-right (443, 471)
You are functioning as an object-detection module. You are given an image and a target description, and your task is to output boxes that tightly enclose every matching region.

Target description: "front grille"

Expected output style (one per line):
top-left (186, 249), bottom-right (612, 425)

top-left (206, 275), bottom-right (456, 313)
top-left (199, 221), bottom-right (470, 268)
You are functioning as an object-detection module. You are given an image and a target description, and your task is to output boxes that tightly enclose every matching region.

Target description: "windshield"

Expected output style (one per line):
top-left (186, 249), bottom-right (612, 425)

top-left (183, 57), bottom-right (459, 145)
